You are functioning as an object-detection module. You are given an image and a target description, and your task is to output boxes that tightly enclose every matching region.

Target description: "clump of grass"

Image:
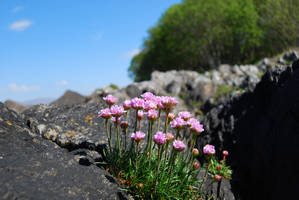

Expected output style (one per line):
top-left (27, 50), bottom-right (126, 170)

top-left (98, 93), bottom-right (232, 199)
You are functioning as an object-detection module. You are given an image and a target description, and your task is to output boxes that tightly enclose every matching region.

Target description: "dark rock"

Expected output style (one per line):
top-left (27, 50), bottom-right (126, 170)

top-left (0, 102), bottom-right (131, 200)
top-left (201, 62), bottom-right (299, 200)
top-left (283, 50), bottom-right (298, 62)
top-left (51, 90), bottom-right (87, 105)
top-left (125, 84), bottom-right (142, 98)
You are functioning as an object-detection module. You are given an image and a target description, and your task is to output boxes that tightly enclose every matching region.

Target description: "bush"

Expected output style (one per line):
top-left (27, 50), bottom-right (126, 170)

top-left (129, 0), bottom-right (299, 81)
top-left (98, 93), bottom-right (232, 199)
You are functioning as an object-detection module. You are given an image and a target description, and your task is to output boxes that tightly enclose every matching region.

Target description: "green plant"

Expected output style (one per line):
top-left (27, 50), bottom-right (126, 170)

top-left (98, 93), bottom-right (232, 199)
top-left (109, 83), bottom-right (119, 90)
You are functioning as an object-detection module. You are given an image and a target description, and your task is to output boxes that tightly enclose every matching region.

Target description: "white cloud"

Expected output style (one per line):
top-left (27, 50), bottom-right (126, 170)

top-left (124, 49), bottom-right (141, 58)
top-left (8, 83), bottom-right (40, 92)
top-left (12, 6), bottom-right (23, 13)
top-left (9, 20), bottom-right (33, 31)
top-left (55, 80), bottom-right (68, 86)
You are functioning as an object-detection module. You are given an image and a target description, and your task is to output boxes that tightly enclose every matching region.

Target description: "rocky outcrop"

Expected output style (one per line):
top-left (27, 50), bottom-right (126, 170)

top-left (0, 102), bottom-right (131, 200)
top-left (51, 90), bottom-right (87, 105)
top-left (200, 59), bottom-right (299, 200)
top-left (4, 99), bottom-right (29, 113)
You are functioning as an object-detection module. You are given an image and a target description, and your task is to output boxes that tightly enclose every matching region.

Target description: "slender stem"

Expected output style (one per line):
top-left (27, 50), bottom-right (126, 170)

top-left (157, 109), bottom-right (161, 131)
top-left (154, 145), bottom-right (162, 193)
top-left (216, 179), bottom-right (222, 199)
top-left (164, 112), bottom-right (169, 133)
top-left (138, 119), bottom-right (141, 131)
top-left (105, 119), bottom-right (111, 152)
top-left (199, 158), bottom-right (211, 192)
top-left (115, 119), bottom-right (120, 154)
top-left (167, 151), bottom-right (177, 185)
top-left (134, 110), bottom-right (138, 133)
top-left (149, 120), bottom-right (154, 155)
top-left (135, 142), bottom-right (140, 171)
top-left (175, 129), bottom-right (180, 139)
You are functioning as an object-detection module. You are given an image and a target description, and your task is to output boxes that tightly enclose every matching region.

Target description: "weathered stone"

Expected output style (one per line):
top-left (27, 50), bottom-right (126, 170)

top-left (0, 103), bottom-right (131, 200)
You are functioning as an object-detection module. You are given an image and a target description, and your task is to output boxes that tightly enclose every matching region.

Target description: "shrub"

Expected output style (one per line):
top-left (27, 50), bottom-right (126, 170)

top-left (98, 93), bottom-right (232, 199)
top-left (128, 0), bottom-right (299, 81)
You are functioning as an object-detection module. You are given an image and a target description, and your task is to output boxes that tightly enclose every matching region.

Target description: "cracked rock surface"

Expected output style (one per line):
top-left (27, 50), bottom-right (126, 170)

top-left (0, 102), bottom-right (131, 200)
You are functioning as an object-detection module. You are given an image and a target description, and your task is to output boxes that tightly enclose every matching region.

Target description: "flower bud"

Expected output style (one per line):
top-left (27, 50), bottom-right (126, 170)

top-left (214, 174), bottom-right (222, 182)
top-left (166, 133), bottom-right (174, 142)
top-left (138, 183), bottom-right (143, 188)
top-left (120, 121), bottom-right (128, 130)
top-left (193, 162), bottom-right (200, 170)
top-left (192, 148), bottom-right (199, 157)
top-left (217, 165), bottom-right (221, 171)
top-left (137, 110), bottom-right (144, 120)
top-left (223, 150), bottom-right (229, 157)
top-left (167, 113), bottom-right (175, 121)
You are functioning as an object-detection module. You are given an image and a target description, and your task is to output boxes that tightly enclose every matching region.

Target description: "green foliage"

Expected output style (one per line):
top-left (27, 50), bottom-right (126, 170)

top-left (109, 83), bottom-right (119, 90)
top-left (129, 0), bottom-right (299, 81)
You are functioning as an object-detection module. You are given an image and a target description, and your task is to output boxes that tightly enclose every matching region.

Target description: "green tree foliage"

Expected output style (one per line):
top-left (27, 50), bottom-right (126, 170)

top-left (129, 0), bottom-right (299, 81)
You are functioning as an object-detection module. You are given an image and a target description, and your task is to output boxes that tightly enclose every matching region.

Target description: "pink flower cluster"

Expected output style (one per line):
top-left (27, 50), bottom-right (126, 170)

top-left (98, 108), bottom-right (111, 119)
top-left (147, 109), bottom-right (159, 120)
top-left (178, 111), bottom-right (192, 121)
top-left (131, 131), bottom-right (146, 142)
top-left (153, 132), bottom-right (167, 145)
top-left (170, 117), bottom-right (187, 129)
top-left (103, 94), bottom-right (117, 105)
top-left (173, 140), bottom-right (186, 151)
top-left (188, 118), bottom-right (204, 134)
top-left (203, 144), bottom-right (215, 155)
top-left (110, 105), bottom-right (124, 117)
top-left (131, 97), bottom-right (145, 110)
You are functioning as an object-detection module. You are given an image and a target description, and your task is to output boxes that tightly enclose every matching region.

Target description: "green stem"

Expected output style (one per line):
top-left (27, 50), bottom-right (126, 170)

top-left (105, 119), bottom-right (111, 152)
top-left (157, 109), bottom-right (161, 131)
top-left (148, 121), bottom-right (154, 156)
top-left (164, 112), bottom-right (169, 133)
top-left (154, 145), bottom-right (162, 193)
top-left (135, 142), bottom-right (140, 171)
top-left (115, 119), bottom-right (120, 154)
top-left (199, 158), bottom-right (211, 192)
top-left (167, 151), bottom-right (177, 186)
top-left (134, 110), bottom-right (138, 133)
top-left (175, 129), bottom-right (180, 139)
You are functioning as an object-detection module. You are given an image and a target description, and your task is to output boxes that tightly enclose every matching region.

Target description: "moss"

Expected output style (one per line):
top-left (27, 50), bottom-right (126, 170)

top-left (109, 83), bottom-right (119, 90)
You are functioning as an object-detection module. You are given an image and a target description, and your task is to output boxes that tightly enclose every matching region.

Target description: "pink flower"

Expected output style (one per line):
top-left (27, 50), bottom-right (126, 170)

top-left (166, 133), bottom-right (174, 142)
top-left (223, 150), bottom-right (229, 157)
top-left (141, 92), bottom-right (155, 101)
top-left (217, 165), bottom-right (222, 171)
top-left (110, 105), bottom-right (124, 117)
top-left (193, 162), bottom-right (200, 170)
top-left (190, 121), bottom-right (204, 135)
top-left (153, 132), bottom-right (167, 145)
top-left (131, 97), bottom-right (144, 110)
top-left (131, 131), bottom-right (146, 142)
top-left (153, 96), bottom-right (164, 109)
top-left (137, 110), bottom-right (144, 119)
top-left (187, 118), bottom-right (199, 127)
top-left (170, 117), bottom-right (187, 129)
top-left (178, 111), bottom-right (192, 121)
top-left (103, 94), bottom-right (117, 105)
top-left (98, 108), bottom-right (111, 119)
top-left (143, 100), bottom-right (157, 111)
top-left (167, 113), bottom-right (175, 121)
top-left (203, 144), bottom-right (215, 155)
top-left (123, 100), bottom-right (131, 110)
top-left (173, 140), bottom-right (186, 151)
top-left (214, 174), bottom-right (222, 182)
top-left (147, 109), bottom-right (159, 121)
top-left (161, 96), bottom-right (178, 111)
top-left (120, 121), bottom-right (128, 130)
top-left (192, 148), bottom-right (199, 157)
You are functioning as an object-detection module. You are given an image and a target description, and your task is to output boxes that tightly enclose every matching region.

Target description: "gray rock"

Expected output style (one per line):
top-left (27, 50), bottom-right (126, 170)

top-left (0, 102), bottom-right (131, 200)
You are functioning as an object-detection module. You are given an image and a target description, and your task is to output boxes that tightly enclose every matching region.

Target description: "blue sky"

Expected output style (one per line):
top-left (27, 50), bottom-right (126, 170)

top-left (0, 0), bottom-right (181, 103)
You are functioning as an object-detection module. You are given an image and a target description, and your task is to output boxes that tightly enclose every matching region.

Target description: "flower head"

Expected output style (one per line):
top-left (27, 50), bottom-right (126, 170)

top-left (203, 144), bottom-right (215, 155)
top-left (131, 131), bottom-right (146, 142)
top-left (217, 165), bottom-right (222, 171)
top-left (166, 133), bottom-right (174, 142)
top-left (143, 100), bottom-right (157, 111)
top-left (147, 109), bottom-right (159, 121)
top-left (153, 132), bottom-right (167, 145)
top-left (161, 96), bottom-right (178, 111)
top-left (173, 140), bottom-right (186, 151)
top-left (167, 113), bottom-right (175, 121)
top-left (141, 92), bottom-right (155, 101)
top-left (178, 111), bottom-right (192, 121)
top-left (170, 117), bottom-right (187, 130)
top-left (189, 121), bottom-right (204, 135)
top-left (187, 118), bottom-right (199, 127)
top-left (103, 94), bottom-right (117, 105)
top-left (98, 108), bottom-right (111, 119)
top-left (131, 97), bottom-right (144, 110)
top-left (193, 162), bottom-right (200, 170)
top-left (137, 110), bottom-right (144, 119)
top-left (123, 100), bottom-right (131, 110)
top-left (110, 105), bottom-right (124, 117)
top-left (223, 150), bottom-right (229, 157)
